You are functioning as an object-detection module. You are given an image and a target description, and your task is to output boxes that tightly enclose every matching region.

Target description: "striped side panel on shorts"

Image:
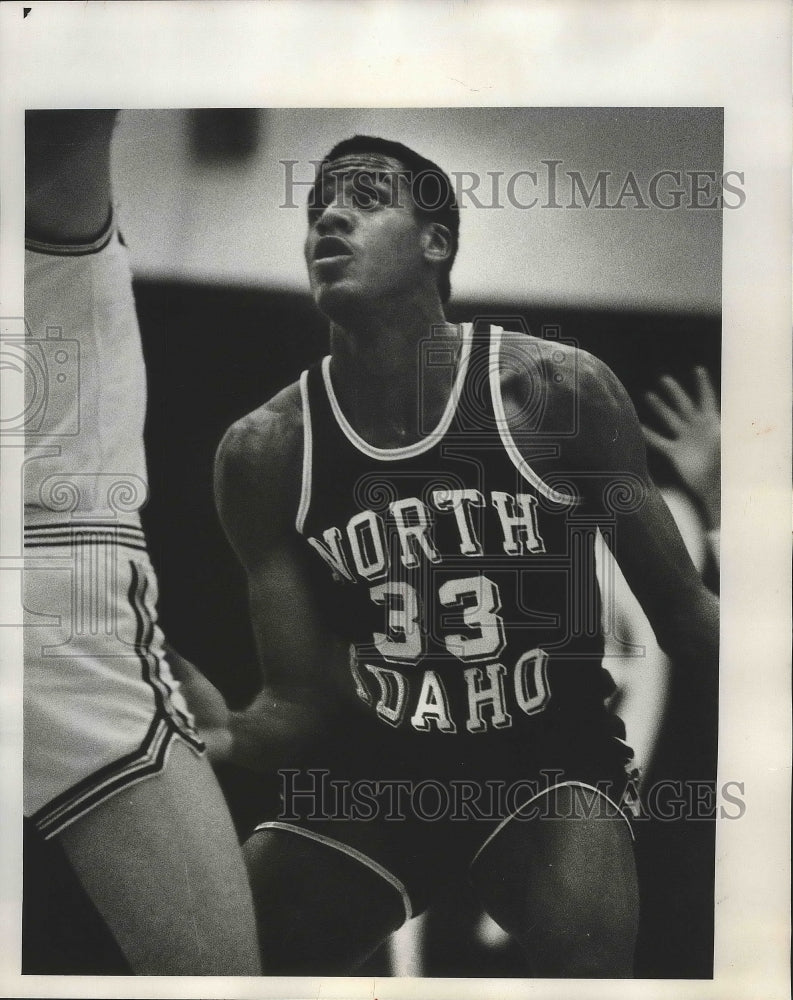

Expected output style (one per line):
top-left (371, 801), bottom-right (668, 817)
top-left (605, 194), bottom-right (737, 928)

top-left (29, 556), bottom-right (204, 840)
top-left (24, 520), bottom-right (149, 552)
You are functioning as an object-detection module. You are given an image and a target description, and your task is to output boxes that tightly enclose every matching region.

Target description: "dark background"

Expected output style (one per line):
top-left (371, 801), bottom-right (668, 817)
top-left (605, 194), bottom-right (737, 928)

top-left (24, 282), bottom-right (719, 978)
top-left (136, 281), bottom-right (720, 703)
top-left (135, 280), bottom-right (720, 979)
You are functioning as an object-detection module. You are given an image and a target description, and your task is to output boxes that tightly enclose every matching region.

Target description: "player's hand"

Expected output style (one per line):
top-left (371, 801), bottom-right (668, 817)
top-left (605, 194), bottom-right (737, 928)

top-left (641, 367), bottom-right (721, 529)
top-left (229, 685), bottom-right (345, 773)
top-left (163, 643), bottom-right (233, 762)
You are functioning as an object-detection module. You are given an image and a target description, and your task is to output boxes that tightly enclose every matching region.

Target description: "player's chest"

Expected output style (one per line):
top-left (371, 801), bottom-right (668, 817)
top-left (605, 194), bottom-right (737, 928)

top-left (303, 480), bottom-right (562, 588)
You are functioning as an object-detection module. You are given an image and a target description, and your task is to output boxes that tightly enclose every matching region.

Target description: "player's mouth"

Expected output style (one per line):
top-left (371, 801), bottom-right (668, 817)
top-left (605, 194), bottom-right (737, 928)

top-left (313, 236), bottom-right (354, 263)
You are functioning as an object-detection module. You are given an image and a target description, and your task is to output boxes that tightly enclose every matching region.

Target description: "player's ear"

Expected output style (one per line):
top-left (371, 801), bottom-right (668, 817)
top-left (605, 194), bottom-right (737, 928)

top-left (421, 222), bottom-right (453, 265)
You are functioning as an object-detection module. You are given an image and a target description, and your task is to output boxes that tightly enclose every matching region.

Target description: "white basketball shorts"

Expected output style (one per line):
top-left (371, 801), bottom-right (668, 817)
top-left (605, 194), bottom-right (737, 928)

top-left (24, 517), bottom-right (204, 839)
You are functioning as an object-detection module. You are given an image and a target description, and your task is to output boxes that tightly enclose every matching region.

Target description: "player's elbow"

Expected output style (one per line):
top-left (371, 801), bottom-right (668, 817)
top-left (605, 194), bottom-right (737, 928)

top-left (655, 588), bottom-right (719, 669)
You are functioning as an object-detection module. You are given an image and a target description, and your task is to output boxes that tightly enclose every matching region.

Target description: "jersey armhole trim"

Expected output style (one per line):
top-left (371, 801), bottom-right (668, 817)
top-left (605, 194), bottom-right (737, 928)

top-left (295, 370), bottom-right (313, 534)
top-left (489, 325), bottom-right (577, 506)
top-left (25, 210), bottom-right (115, 256)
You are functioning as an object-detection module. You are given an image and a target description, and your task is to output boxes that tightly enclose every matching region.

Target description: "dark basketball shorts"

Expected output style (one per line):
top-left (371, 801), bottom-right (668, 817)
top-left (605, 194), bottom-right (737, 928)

top-left (250, 718), bottom-right (639, 922)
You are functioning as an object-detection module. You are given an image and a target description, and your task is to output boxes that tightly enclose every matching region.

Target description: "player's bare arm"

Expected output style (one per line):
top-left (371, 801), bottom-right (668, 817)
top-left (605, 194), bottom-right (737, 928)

top-left (501, 332), bottom-right (718, 667)
top-left (214, 383), bottom-right (358, 771)
top-left (26, 110), bottom-right (117, 242)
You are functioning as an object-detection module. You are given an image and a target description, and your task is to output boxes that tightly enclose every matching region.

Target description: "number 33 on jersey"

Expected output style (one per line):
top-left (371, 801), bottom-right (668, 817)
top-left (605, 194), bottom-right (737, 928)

top-left (296, 327), bottom-right (611, 740)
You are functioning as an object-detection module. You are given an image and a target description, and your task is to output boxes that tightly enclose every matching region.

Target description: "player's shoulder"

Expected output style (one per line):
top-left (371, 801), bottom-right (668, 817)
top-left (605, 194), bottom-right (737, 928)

top-left (215, 380), bottom-right (304, 553)
top-left (499, 329), bottom-right (627, 418)
top-left (497, 329), bottom-right (638, 474)
top-left (217, 380), bottom-right (303, 487)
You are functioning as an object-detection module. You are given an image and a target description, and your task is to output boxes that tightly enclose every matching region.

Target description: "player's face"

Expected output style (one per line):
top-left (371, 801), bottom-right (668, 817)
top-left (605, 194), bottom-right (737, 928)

top-left (304, 153), bottom-right (432, 319)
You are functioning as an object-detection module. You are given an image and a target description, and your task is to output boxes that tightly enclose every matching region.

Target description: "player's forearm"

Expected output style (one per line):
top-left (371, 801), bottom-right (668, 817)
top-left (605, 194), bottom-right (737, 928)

top-left (684, 465), bottom-right (720, 531)
top-left (700, 485), bottom-right (721, 533)
top-left (228, 685), bottom-right (340, 773)
top-left (654, 586), bottom-right (719, 673)
top-left (26, 110), bottom-right (117, 242)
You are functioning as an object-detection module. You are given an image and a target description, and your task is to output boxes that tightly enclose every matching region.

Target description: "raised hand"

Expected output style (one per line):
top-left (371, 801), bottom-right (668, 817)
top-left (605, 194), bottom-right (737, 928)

top-left (642, 367), bottom-right (720, 530)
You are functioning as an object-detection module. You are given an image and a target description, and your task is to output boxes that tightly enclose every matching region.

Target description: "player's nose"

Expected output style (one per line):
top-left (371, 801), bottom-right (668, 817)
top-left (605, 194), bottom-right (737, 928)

top-left (314, 199), bottom-right (355, 235)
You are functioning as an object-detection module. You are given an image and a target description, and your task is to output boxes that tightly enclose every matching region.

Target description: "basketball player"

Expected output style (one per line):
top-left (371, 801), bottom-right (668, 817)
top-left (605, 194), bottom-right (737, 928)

top-left (216, 136), bottom-right (719, 976)
top-left (23, 111), bottom-right (260, 974)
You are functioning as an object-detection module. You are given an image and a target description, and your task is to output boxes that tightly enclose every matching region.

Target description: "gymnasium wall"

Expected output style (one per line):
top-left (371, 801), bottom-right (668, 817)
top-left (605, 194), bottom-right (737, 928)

top-left (113, 108), bottom-right (723, 312)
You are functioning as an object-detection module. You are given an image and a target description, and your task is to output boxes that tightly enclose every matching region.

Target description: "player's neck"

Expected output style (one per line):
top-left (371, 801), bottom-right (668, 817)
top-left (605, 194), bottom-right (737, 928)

top-left (327, 303), bottom-right (462, 449)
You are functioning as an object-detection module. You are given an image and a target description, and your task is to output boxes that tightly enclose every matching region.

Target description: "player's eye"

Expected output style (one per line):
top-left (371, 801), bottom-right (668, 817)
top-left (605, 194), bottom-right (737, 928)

top-left (350, 172), bottom-right (398, 211)
top-left (351, 188), bottom-right (378, 210)
top-left (306, 172), bottom-right (394, 221)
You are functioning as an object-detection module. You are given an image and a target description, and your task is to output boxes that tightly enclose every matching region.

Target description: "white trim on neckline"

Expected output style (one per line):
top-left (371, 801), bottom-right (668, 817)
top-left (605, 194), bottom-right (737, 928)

top-left (321, 322), bottom-right (474, 462)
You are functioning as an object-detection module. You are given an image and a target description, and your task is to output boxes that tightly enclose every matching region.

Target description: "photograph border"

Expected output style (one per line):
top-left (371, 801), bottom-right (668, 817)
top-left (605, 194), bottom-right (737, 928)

top-left (1, 3), bottom-right (790, 999)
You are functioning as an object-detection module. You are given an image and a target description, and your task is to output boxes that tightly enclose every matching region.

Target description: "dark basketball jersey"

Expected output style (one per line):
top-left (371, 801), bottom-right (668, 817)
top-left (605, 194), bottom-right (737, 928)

top-left (297, 325), bottom-right (630, 779)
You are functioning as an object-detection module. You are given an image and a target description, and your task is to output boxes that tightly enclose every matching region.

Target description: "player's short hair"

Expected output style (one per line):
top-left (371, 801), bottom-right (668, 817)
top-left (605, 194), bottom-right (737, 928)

top-left (317, 135), bottom-right (460, 303)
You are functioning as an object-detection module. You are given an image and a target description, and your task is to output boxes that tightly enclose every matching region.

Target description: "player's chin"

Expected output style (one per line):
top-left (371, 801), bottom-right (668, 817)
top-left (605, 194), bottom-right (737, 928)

top-left (312, 279), bottom-right (364, 322)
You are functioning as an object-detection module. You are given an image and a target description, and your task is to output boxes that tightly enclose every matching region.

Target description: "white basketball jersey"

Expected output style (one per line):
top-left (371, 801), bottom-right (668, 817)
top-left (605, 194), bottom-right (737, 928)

top-left (24, 222), bottom-right (149, 519)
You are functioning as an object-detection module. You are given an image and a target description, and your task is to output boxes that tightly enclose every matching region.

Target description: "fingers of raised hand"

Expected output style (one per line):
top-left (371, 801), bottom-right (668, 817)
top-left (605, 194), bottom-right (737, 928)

top-left (641, 422), bottom-right (675, 455)
top-left (693, 365), bottom-right (719, 413)
top-left (657, 374), bottom-right (697, 417)
top-left (643, 390), bottom-right (684, 435)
